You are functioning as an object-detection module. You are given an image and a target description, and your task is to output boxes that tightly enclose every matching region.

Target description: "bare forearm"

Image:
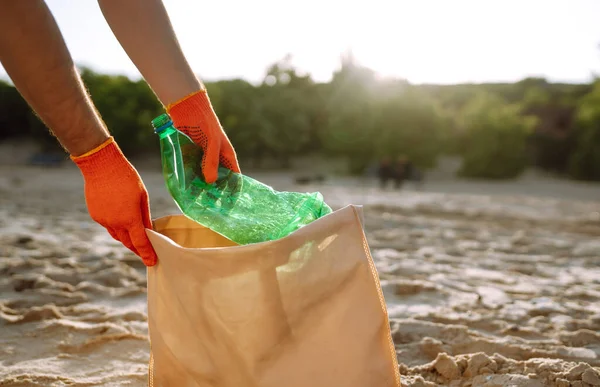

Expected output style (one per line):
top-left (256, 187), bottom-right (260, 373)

top-left (0, 0), bottom-right (109, 156)
top-left (98, 0), bottom-right (202, 106)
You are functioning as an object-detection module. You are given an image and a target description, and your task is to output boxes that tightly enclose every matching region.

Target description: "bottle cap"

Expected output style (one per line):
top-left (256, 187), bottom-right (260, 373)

top-left (151, 113), bottom-right (174, 134)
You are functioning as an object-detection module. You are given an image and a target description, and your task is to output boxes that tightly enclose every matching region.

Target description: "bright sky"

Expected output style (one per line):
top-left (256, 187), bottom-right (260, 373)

top-left (1, 0), bottom-right (599, 84)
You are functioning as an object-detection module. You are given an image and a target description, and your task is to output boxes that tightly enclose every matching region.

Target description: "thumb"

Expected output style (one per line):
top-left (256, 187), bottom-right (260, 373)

top-left (219, 138), bottom-right (241, 174)
top-left (133, 191), bottom-right (157, 266)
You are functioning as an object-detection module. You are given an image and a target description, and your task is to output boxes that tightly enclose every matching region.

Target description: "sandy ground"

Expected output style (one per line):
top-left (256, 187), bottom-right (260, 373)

top-left (1, 163), bottom-right (599, 387)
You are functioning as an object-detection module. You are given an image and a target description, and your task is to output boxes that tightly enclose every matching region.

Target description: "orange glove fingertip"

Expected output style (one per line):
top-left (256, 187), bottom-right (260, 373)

top-left (143, 252), bottom-right (158, 267)
top-left (220, 141), bottom-right (241, 173)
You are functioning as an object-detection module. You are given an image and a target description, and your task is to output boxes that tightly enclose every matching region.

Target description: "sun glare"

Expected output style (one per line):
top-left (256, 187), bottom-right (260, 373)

top-left (323, 1), bottom-right (467, 84)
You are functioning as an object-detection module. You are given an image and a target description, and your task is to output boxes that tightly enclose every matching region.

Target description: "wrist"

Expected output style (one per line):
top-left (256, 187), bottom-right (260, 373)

top-left (67, 132), bottom-right (111, 158)
top-left (71, 136), bottom-right (114, 159)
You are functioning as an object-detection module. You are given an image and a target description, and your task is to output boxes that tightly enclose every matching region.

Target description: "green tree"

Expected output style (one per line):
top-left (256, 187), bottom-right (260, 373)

top-left (321, 52), bottom-right (380, 174)
top-left (2, 58), bottom-right (600, 181)
top-left (567, 81), bottom-right (600, 181)
top-left (373, 84), bottom-right (443, 168)
top-left (0, 79), bottom-right (60, 150)
top-left (205, 79), bottom-right (264, 165)
top-left (322, 52), bottom-right (444, 174)
top-left (457, 92), bottom-right (537, 179)
top-left (255, 55), bottom-right (322, 167)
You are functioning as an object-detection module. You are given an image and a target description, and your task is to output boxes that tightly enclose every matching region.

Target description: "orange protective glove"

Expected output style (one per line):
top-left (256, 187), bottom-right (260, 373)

top-left (166, 89), bottom-right (240, 183)
top-left (71, 137), bottom-right (158, 266)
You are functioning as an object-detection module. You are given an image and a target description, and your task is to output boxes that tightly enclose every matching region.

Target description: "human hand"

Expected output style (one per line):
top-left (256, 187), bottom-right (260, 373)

top-left (167, 90), bottom-right (240, 183)
top-left (71, 137), bottom-right (158, 266)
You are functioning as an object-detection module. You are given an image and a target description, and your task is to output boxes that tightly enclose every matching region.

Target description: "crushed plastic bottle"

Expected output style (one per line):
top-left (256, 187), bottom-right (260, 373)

top-left (152, 113), bottom-right (332, 245)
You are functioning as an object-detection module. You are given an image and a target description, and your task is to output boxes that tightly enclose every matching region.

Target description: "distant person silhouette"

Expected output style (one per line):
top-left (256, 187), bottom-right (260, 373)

top-left (378, 158), bottom-right (394, 189)
top-left (399, 156), bottom-right (424, 190)
top-left (392, 156), bottom-right (408, 189)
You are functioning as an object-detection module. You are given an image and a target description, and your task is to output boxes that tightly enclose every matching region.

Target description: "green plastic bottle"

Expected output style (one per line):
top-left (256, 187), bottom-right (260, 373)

top-left (152, 113), bottom-right (332, 245)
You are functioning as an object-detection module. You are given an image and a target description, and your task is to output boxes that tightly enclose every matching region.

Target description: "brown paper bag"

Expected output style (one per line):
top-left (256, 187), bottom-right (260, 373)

top-left (145, 205), bottom-right (400, 387)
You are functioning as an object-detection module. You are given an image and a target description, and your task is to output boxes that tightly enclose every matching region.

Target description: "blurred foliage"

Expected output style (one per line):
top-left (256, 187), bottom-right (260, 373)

top-left (80, 68), bottom-right (163, 156)
top-left (0, 79), bottom-right (55, 150)
top-left (1, 56), bottom-right (600, 181)
top-left (568, 81), bottom-right (600, 181)
top-left (455, 92), bottom-right (537, 179)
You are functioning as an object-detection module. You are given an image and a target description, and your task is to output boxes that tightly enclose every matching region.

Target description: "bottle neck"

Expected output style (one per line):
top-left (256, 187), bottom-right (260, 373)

top-left (157, 126), bottom-right (177, 139)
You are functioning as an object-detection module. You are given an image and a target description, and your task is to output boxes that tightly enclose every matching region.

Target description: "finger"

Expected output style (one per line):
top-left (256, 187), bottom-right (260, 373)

top-left (129, 225), bottom-right (158, 266)
top-left (202, 137), bottom-right (220, 184)
top-left (219, 138), bottom-right (241, 173)
top-left (137, 192), bottom-right (158, 266)
top-left (115, 229), bottom-right (140, 256)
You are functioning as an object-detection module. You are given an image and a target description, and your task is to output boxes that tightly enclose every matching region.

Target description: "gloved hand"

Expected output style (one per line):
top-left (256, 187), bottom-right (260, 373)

top-left (166, 89), bottom-right (240, 184)
top-left (71, 137), bottom-right (158, 266)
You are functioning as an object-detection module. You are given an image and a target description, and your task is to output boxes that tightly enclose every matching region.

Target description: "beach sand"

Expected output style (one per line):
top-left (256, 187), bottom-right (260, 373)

top-left (1, 163), bottom-right (599, 386)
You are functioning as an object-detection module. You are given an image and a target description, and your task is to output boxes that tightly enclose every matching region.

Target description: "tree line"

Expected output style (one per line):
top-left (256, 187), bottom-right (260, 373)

top-left (1, 54), bottom-right (599, 181)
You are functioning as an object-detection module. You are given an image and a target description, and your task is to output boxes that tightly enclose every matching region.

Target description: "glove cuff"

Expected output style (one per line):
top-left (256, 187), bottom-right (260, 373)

top-left (166, 89), bottom-right (216, 124)
top-left (71, 136), bottom-right (128, 176)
